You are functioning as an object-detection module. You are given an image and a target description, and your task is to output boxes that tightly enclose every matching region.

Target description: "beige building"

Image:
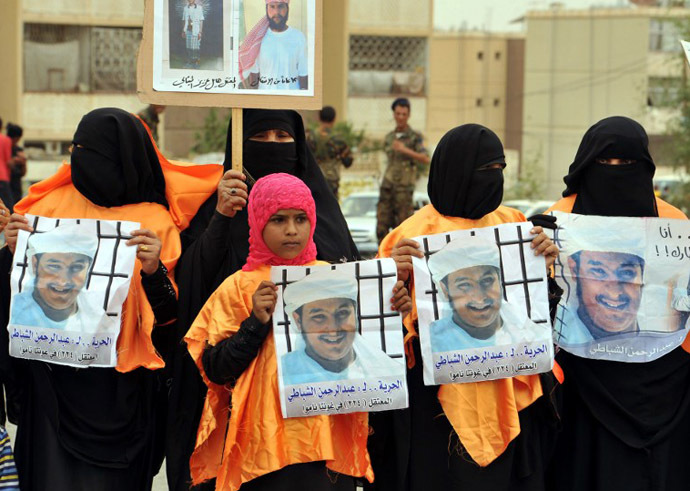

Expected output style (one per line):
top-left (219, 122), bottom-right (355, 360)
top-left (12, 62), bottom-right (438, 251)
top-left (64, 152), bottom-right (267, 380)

top-left (0, 0), bottom-right (146, 181)
top-left (0, 0), bottom-right (527, 184)
top-left (336, 0), bottom-right (525, 182)
top-left (522, 6), bottom-right (689, 199)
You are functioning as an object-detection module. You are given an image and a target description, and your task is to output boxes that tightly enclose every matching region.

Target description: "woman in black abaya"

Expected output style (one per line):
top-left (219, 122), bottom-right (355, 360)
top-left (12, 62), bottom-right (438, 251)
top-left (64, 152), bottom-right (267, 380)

top-left (3, 108), bottom-right (178, 491)
top-left (165, 109), bottom-right (359, 491)
top-left (546, 116), bottom-right (690, 491)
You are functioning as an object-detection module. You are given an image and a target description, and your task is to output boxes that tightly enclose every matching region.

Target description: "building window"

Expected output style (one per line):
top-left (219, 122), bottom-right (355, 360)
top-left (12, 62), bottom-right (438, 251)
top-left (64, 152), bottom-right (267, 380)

top-left (24, 23), bottom-right (141, 93)
top-left (477, 51), bottom-right (484, 60)
top-left (493, 98), bottom-right (500, 107)
top-left (495, 51), bottom-right (501, 60)
top-left (649, 19), bottom-right (681, 52)
top-left (647, 76), bottom-right (680, 107)
top-left (476, 98), bottom-right (483, 107)
top-left (348, 35), bottom-right (427, 96)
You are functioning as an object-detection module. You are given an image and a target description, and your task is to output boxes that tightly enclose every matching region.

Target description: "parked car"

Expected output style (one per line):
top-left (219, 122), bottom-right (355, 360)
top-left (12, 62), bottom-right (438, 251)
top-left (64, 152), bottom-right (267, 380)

top-left (503, 199), bottom-right (553, 218)
top-left (342, 191), bottom-right (430, 257)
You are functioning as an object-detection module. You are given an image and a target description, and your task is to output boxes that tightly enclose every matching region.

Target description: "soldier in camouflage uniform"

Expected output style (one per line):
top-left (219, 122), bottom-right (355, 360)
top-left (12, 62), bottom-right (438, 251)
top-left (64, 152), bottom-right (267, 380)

top-left (376, 98), bottom-right (430, 242)
top-left (306, 106), bottom-right (353, 199)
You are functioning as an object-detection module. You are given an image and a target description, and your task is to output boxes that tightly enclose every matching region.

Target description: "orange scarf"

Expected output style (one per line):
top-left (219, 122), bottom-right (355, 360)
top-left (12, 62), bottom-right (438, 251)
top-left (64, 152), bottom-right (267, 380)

top-left (185, 263), bottom-right (373, 490)
top-left (378, 204), bottom-right (548, 467)
top-left (14, 159), bottom-right (222, 372)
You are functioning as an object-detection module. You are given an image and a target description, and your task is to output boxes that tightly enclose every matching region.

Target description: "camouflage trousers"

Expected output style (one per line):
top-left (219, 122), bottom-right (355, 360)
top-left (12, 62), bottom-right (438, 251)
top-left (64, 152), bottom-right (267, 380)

top-left (325, 177), bottom-right (340, 200)
top-left (376, 181), bottom-right (414, 242)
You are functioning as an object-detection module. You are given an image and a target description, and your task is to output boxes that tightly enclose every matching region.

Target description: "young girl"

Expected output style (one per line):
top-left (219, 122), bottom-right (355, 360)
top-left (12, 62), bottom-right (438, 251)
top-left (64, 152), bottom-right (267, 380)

top-left (185, 173), bottom-right (411, 491)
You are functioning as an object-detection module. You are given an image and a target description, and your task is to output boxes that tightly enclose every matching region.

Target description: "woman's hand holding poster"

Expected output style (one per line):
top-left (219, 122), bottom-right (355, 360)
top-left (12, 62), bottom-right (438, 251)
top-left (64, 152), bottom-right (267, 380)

top-left (412, 223), bottom-right (554, 386)
top-left (271, 258), bottom-right (408, 418)
top-left (551, 212), bottom-right (690, 362)
top-left (8, 216), bottom-right (139, 368)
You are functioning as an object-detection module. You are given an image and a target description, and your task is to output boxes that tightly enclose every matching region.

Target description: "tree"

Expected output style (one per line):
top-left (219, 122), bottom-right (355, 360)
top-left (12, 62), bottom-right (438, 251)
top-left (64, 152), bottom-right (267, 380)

top-left (660, 18), bottom-right (690, 213)
top-left (191, 108), bottom-right (229, 155)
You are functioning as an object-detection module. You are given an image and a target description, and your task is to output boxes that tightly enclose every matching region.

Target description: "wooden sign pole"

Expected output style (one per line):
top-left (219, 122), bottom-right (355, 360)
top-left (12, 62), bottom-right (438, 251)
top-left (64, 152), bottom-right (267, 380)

top-left (231, 108), bottom-right (243, 172)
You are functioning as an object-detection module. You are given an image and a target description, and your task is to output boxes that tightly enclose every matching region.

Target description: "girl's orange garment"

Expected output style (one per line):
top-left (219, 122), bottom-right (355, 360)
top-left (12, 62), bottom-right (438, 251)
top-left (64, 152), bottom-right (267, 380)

top-left (548, 194), bottom-right (690, 353)
top-left (14, 161), bottom-right (222, 372)
top-left (378, 203), bottom-right (547, 467)
top-left (185, 263), bottom-right (373, 491)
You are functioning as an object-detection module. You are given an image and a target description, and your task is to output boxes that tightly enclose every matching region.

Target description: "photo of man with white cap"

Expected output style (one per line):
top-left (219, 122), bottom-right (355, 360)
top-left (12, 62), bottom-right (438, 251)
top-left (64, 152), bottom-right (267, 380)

top-left (555, 223), bottom-right (647, 345)
top-left (10, 225), bottom-right (106, 332)
top-left (427, 237), bottom-right (539, 352)
top-left (281, 269), bottom-right (403, 386)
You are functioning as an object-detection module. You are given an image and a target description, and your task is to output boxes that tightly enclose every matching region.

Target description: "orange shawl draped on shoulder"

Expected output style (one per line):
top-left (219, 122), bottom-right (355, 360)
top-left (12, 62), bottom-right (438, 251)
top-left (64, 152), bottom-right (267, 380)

top-left (548, 194), bottom-right (690, 353)
top-left (14, 158), bottom-right (222, 372)
top-left (185, 263), bottom-right (373, 491)
top-left (378, 203), bottom-right (547, 467)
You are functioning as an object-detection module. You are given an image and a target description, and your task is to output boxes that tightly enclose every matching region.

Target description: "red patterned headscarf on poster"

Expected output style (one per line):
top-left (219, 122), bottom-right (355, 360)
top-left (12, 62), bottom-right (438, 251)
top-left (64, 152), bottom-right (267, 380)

top-left (238, 0), bottom-right (290, 81)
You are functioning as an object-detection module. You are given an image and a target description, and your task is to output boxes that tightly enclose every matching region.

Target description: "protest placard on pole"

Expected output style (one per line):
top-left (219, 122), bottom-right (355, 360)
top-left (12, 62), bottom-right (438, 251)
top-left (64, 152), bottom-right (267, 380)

top-left (137, 0), bottom-right (323, 171)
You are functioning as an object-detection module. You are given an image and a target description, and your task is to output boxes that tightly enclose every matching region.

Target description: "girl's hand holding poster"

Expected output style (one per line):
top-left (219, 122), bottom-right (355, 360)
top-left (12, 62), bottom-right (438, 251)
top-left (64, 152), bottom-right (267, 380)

top-left (412, 223), bottom-right (554, 385)
top-left (272, 259), bottom-right (408, 418)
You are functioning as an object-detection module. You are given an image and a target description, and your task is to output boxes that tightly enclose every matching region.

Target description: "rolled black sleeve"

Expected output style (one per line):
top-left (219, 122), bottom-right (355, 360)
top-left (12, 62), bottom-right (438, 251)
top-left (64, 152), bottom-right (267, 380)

top-left (202, 313), bottom-right (271, 385)
top-left (141, 261), bottom-right (177, 326)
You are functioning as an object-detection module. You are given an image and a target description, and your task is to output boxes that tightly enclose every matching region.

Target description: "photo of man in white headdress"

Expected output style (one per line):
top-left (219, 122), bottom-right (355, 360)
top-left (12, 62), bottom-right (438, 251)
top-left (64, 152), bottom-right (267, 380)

top-left (555, 224), bottom-right (648, 345)
top-left (281, 269), bottom-right (402, 386)
top-left (10, 225), bottom-right (106, 333)
top-left (427, 237), bottom-right (539, 352)
top-left (238, 0), bottom-right (309, 90)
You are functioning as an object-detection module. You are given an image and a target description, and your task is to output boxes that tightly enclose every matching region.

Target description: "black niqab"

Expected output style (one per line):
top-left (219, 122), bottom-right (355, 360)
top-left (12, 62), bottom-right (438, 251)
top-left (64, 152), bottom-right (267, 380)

top-left (427, 124), bottom-right (505, 219)
top-left (71, 108), bottom-right (168, 208)
top-left (562, 116), bottom-right (657, 217)
top-left (548, 117), bottom-right (690, 490)
top-left (166, 109), bottom-right (358, 491)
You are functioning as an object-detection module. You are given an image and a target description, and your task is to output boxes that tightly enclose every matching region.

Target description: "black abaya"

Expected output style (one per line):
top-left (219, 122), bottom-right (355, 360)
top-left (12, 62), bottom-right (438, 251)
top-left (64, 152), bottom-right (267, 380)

top-left (546, 116), bottom-right (690, 491)
top-left (166, 109), bottom-right (359, 490)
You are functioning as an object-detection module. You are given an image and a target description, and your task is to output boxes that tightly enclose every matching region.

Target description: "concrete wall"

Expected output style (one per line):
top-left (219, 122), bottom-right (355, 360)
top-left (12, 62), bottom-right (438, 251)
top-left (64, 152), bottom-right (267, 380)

top-left (522, 12), bottom-right (650, 198)
top-left (0, 0), bottom-right (22, 126)
top-left (22, 93), bottom-right (143, 142)
top-left (348, 0), bottom-right (431, 34)
top-left (23, 0), bottom-right (143, 26)
top-left (427, 33), bottom-right (510, 148)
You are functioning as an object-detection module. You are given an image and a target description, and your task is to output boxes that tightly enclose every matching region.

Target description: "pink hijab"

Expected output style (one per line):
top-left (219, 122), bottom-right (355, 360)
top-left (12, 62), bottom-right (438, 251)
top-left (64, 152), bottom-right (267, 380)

top-left (243, 172), bottom-right (317, 271)
top-left (238, 0), bottom-right (290, 81)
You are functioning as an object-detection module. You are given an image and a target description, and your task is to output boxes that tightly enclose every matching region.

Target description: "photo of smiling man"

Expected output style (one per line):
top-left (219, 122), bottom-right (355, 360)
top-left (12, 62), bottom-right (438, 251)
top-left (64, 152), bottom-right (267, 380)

top-left (280, 269), bottom-right (402, 386)
top-left (10, 225), bottom-right (106, 333)
top-left (427, 237), bottom-right (539, 352)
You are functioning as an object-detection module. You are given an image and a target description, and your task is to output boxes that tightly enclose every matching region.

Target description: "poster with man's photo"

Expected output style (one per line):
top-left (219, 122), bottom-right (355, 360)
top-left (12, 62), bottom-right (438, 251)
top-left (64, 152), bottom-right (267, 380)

top-left (412, 224), bottom-right (554, 386)
top-left (271, 259), bottom-right (408, 418)
top-left (8, 216), bottom-right (139, 368)
top-left (152, 0), bottom-right (316, 96)
top-left (551, 212), bottom-right (690, 362)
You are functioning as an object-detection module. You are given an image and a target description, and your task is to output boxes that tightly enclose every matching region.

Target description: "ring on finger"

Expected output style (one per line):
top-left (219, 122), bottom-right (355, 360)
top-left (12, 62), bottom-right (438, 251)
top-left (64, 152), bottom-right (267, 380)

top-left (139, 245), bottom-right (149, 252)
top-left (230, 188), bottom-right (237, 195)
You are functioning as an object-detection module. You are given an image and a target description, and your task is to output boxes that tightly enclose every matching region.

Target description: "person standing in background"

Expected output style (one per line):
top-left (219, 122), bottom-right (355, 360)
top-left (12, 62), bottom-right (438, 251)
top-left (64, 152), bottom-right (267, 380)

top-left (0, 119), bottom-right (14, 210)
top-left (6, 123), bottom-right (26, 206)
top-left (376, 98), bottom-right (429, 243)
top-left (306, 106), bottom-right (352, 199)
top-left (137, 105), bottom-right (166, 145)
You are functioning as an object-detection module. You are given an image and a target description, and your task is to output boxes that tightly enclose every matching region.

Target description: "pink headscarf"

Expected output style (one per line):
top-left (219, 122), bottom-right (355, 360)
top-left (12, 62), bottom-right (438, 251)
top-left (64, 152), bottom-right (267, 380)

top-left (243, 172), bottom-right (317, 271)
top-left (238, 0), bottom-right (290, 81)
